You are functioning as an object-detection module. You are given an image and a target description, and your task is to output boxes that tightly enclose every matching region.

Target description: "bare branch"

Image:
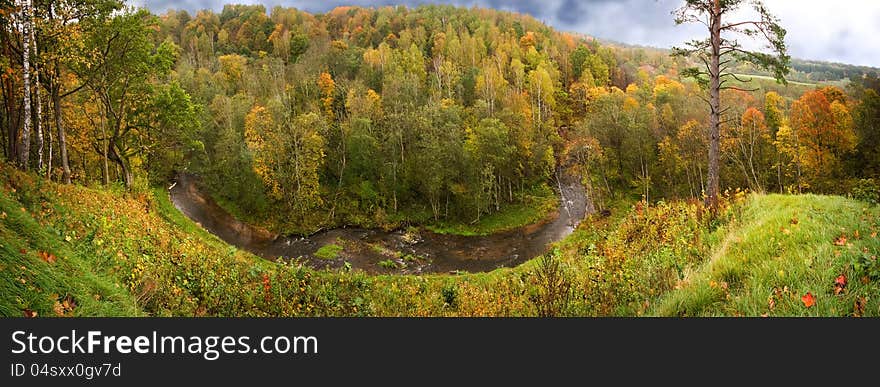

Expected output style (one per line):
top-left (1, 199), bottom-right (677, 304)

top-left (721, 85), bottom-right (760, 92)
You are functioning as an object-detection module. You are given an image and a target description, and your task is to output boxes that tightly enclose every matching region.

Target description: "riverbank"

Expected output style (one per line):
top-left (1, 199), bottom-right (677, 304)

top-left (207, 180), bottom-right (560, 238)
top-left (424, 185), bottom-right (558, 236)
top-left (169, 172), bottom-right (585, 274)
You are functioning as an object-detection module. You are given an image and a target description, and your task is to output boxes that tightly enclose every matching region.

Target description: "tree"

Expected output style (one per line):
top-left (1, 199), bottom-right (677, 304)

top-left (16, 0), bottom-right (34, 169)
top-left (83, 9), bottom-right (176, 188)
top-left (764, 91), bottom-right (786, 191)
top-left (465, 118), bottom-right (514, 218)
top-left (723, 107), bottom-right (770, 192)
top-left (789, 87), bottom-right (856, 191)
top-left (38, 0), bottom-right (123, 183)
top-left (851, 86), bottom-right (880, 178)
top-left (217, 54), bottom-right (247, 92)
top-left (145, 81), bottom-right (202, 182)
top-left (317, 71), bottom-right (335, 118)
top-left (245, 105), bottom-right (326, 219)
top-left (659, 120), bottom-right (708, 198)
top-left (476, 56), bottom-right (506, 117)
top-left (672, 0), bottom-right (789, 209)
top-left (528, 63), bottom-right (555, 124)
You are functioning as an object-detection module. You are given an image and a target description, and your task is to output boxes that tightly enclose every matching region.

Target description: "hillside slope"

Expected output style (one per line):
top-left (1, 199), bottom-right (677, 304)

top-left (2, 164), bottom-right (877, 317)
top-left (655, 195), bottom-right (880, 316)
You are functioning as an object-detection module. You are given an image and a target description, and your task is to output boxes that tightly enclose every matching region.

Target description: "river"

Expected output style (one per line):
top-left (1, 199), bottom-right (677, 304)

top-left (169, 169), bottom-right (589, 274)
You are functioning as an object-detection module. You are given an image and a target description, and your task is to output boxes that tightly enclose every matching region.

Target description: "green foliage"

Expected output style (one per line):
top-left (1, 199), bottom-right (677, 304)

top-left (850, 178), bottom-right (880, 204)
top-left (148, 5), bottom-right (578, 234)
top-left (851, 87), bottom-right (880, 177)
top-left (426, 185), bottom-right (556, 236)
top-left (851, 249), bottom-right (880, 282)
top-left (440, 283), bottom-right (458, 308)
top-left (377, 259), bottom-right (398, 270)
top-left (315, 244), bottom-right (344, 260)
top-left (673, 0), bottom-right (790, 87)
top-left (530, 250), bottom-right (572, 317)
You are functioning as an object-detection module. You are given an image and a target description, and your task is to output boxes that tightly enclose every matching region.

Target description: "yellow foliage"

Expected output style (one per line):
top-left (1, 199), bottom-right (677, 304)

top-left (318, 72), bottom-right (336, 117)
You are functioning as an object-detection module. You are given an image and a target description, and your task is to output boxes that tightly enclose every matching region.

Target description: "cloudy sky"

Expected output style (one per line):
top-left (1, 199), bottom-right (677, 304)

top-left (134, 0), bottom-right (880, 67)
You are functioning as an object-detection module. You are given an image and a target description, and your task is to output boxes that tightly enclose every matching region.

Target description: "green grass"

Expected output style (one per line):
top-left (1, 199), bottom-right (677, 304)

top-left (653, 194), bottom-right (880, 316)
top-left (734, 73), bottom-right (818, 87)
top-left (0, 176), bottom-right (141, 317)
top-left (315, 243), bottom-right (344, 260)
top-left (377, 259), bottom-right (398, 269)
top-left (426, 188), bottom-right (558, 236)
top-left (152, 188), bottom-right (224, 245)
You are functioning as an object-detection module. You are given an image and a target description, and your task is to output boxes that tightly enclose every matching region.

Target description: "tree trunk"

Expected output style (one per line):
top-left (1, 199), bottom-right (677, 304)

top-left (101, 104), bottom-right (109, 185)
top-left (705, 0), bottom-right (722, 210)
top-left (1, 75), bottom-right (18, 162)
top-left (52, 64), bottom-right (71, 183)
top-left (46, 113), bottom-right (52, 180)
top-left (109, 142), bottom-right (132, 188)
top-left (776, 156), bottom-right (783, 193)
top-left (81, 152), bottom-right (87, 182)
top-left (30, 9), bottom-right (43, 172)
top-left (18, 0), bottom-right (33, 169)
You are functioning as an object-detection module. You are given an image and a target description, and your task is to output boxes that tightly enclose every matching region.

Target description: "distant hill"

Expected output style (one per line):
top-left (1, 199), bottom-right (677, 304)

top-left (597, 39), bottom-right (879, 86)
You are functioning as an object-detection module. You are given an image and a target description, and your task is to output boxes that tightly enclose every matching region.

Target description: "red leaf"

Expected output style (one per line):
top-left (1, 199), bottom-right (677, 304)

top-left (23, 309), bottom-right (37, 318)
top-left (801, 292), bottom-right (816, 308)
top-left (833, 274), bottom-right (848, 295)
top-left (833, 235), bottom-right (847, 246)
top-left (38, 251), bottom-right (57, 264)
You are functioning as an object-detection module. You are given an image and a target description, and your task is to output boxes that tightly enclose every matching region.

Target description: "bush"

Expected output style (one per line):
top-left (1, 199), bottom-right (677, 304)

top-left (530, 250), bottom-right (572, 317)
top-left (851, 178), bottom-right (880, 204)
top-left (440, 284), bottom-right (458, 308)
top-left (852, 249), bottom-right (880, 281)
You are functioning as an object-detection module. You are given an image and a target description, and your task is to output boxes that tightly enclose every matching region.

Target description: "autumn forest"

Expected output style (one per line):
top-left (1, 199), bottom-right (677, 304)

top-left (1, 0), bottom-right (879, 317)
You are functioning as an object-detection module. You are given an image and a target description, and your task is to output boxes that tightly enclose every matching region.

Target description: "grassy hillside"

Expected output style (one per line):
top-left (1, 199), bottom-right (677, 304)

top-left (2, 164), bottom-right (877, 317)
top-left (655, 194), bottom-right (880, 316)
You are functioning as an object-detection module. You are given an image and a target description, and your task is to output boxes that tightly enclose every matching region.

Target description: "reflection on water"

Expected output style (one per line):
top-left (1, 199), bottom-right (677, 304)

top-left (169, 170), bottom-right (588, 274)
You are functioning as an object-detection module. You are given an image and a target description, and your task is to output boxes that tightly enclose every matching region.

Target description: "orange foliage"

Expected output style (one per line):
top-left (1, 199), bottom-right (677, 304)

top-left (790, 87), bottom-right (856, 184)
top-left (317, 72), bottom-right (336, 117)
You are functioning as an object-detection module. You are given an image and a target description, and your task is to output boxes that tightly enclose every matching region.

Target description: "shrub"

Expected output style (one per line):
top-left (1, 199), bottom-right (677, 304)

top-left (440, 284), bottom-right (458, 308)
top-left (851, 178), bottom-right (880, 204)
top-left (530, 250), bottom-right (572, 317)
top-left (852, 249), bottom-right (880, 280)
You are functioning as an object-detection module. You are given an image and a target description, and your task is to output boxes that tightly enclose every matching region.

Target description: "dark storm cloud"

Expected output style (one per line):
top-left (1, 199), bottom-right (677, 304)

top-left (132, 0), bottom-right (880, 67)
